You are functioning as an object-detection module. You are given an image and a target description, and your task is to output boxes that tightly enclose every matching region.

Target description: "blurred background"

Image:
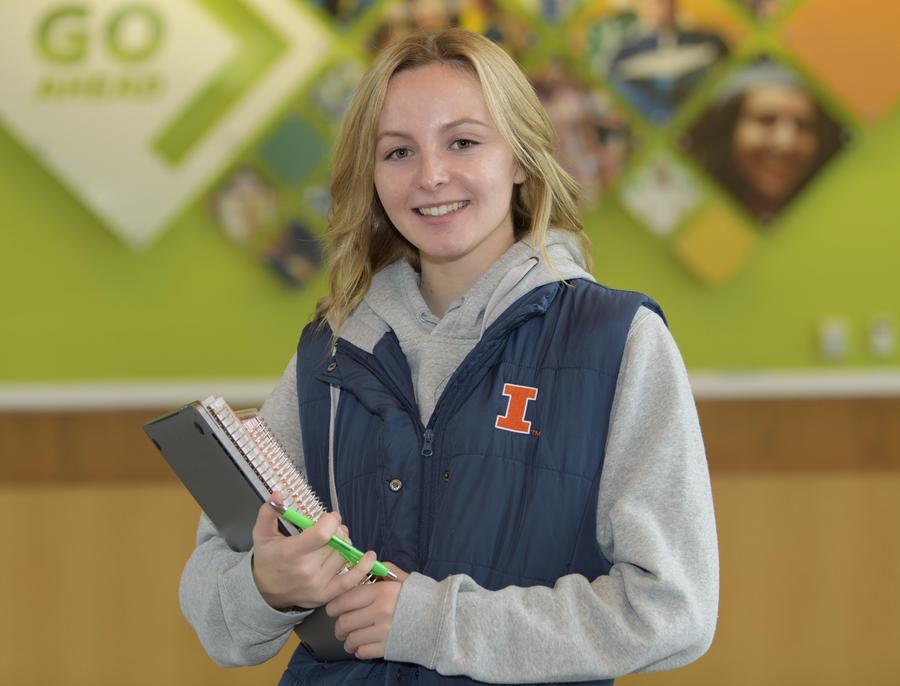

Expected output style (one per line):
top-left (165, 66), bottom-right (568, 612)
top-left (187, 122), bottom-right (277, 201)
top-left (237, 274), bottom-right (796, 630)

top-left (1, 0), bottom-right (898, 684)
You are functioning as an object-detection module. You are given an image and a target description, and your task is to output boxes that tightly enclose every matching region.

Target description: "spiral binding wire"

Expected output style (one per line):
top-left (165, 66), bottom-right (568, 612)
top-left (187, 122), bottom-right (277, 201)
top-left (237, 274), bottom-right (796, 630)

top-left (201, 396), bottom-right (377, 585)
top-left (201, 396), bottom-right (326, 522)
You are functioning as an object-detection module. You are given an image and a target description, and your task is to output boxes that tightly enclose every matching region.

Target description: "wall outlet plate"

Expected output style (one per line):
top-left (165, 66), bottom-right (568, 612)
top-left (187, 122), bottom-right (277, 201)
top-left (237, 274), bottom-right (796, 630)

top-left (869, 315), bottom-right (896, 359)
top-left (818, 318), bottom-right (850, 361)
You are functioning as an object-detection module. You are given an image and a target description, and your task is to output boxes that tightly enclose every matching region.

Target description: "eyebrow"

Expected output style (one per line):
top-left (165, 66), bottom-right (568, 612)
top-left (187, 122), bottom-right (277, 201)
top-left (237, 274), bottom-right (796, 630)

top-left (376, 117), bottom-right (490, 143)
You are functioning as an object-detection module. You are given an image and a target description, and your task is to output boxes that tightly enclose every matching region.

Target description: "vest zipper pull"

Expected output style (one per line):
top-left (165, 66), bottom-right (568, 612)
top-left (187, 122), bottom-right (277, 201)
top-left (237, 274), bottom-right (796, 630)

top-left (421, 429), bottom-right (434, 457)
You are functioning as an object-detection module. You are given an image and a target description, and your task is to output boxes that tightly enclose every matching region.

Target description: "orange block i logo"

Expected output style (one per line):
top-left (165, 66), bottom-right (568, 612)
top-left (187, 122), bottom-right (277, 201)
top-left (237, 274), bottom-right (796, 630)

top-left (495, 383), bottom-right (538, 434)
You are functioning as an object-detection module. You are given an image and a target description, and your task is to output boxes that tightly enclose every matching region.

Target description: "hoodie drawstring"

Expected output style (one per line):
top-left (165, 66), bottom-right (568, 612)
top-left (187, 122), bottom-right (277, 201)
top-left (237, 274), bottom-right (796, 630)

top-left (479, 257), bottom-right (539, 339)
top-left (328, 349), bottom-right (341, 517)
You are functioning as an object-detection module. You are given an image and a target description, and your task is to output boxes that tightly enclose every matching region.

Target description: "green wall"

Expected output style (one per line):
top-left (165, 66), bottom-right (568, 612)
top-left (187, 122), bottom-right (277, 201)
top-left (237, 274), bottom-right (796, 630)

top-left (2, 107), bottom-right (898, 382)
top-left (2, 0), bottom-right (900, 383)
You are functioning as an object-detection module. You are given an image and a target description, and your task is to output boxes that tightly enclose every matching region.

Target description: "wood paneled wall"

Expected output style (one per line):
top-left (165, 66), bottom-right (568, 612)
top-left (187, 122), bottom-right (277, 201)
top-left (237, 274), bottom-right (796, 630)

top-left (1, 397), bottom-right (898, 685)
top-left (3, 398), bottom-right (898, 484)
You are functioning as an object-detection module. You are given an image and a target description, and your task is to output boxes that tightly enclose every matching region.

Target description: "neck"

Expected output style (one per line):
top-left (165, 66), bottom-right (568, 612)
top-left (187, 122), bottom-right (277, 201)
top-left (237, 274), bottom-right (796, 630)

top-left (738, 185), bottom-right (789, 224)
top-left (419, 260), bottom-right (484, 318)
top-left (418, 236), bottom-right (517, 318)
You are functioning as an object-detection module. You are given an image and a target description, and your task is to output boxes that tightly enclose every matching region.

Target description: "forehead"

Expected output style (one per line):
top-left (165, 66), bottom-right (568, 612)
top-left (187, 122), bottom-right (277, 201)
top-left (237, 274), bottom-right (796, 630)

top-left (377, 63), bottom-right (490, 128)
top-left (742, 87), bottom-right (816, 118)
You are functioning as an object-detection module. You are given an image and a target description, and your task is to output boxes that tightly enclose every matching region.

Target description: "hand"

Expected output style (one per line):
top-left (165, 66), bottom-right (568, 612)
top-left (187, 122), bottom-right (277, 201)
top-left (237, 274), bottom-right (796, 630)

top-left (326, 564), bottom-right (409, 660)
top-left (250, 493), bottom-right (376, 610)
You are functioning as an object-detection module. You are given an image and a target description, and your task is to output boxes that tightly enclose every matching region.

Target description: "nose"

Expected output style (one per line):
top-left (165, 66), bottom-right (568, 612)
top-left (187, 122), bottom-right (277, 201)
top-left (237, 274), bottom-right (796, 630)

top-left (770, 118), bottom-right (801, 153)
top-left (416, 149), bottom-right (449, 191)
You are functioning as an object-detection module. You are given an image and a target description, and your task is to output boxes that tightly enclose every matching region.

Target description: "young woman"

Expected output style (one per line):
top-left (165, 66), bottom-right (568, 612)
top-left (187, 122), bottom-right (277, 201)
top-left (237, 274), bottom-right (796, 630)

top-left (180, 28), bottom-right (718, 685)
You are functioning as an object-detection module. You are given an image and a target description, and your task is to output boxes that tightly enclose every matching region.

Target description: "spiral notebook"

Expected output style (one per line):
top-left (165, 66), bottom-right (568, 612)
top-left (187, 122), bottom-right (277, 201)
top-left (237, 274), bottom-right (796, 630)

top-left (144, 396), bottom-right (351, 660)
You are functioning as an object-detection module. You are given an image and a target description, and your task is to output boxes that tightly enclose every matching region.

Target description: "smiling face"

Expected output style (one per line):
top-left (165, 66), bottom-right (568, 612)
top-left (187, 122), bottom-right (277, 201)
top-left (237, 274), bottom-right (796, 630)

top-left (373, 62), bottom-right (525, 278)
top-left (731, 85), bottom-right (819, 206)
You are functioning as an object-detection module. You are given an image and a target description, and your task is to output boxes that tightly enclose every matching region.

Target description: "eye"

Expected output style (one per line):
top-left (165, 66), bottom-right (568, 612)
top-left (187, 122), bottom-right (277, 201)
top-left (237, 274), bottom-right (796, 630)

top-left (451, 139), bottom-right (478, 151)
top-left (385, 147), bottom-right (411, 161)
top-left (795, 116), bottom-right (816, 133)
top-left (754, 113), bottom-right (778, 128)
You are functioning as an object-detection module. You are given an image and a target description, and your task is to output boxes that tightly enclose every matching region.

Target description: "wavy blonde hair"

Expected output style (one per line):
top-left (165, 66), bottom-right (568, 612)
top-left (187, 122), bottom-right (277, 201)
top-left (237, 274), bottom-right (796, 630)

top-left (316, 28), bottom-right (590, 334)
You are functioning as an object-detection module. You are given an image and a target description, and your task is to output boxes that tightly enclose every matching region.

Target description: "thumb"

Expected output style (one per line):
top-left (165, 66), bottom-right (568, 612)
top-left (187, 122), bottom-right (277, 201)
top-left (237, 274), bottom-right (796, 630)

top-left (252, 494), bottom-right (283, 544)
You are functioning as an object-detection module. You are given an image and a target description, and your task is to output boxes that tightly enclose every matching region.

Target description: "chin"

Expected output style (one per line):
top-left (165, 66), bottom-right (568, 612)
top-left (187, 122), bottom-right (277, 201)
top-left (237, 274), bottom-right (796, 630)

top-left (410, 231), bottom-right (471, 254)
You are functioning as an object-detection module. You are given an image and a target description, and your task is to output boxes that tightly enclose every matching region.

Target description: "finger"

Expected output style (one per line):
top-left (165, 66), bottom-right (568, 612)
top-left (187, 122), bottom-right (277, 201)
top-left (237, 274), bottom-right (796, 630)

top-left (314, 525), bottom-right (353, 575)
top-left (320, 545), bottom-right (354, 579)
top-left (285, 512), bottom-right (342, 556)
top-left (252, 495), bottom-right (284, 544)
top-left (333, 605), bottom-right (376, 641)
top-left (328, 588), bottom-right (376, 625)
top-left (344, 626), bottom-right (386, 656)
top-left (324, 552), bottom-right (378, 611)
top-left (353, 641), bottom-right (386, 661)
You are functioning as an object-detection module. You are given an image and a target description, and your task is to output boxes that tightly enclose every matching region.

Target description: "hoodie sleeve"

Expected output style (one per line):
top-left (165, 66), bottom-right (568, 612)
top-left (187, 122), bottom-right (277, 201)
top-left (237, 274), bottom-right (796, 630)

top-left (178, 354), bottom-right (311, 667)
top-left (384, 307), bottom-right (719, 683)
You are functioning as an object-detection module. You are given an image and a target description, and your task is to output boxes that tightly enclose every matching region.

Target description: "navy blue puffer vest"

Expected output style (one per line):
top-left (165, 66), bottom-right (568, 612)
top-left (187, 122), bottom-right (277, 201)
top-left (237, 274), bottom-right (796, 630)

top-left (279, 280), bottom-right (662, 686)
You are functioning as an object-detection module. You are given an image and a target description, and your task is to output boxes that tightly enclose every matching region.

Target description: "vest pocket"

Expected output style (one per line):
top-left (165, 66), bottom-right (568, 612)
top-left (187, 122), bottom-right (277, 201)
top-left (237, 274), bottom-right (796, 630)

top-left (423, 450), bottom-right (598, 586)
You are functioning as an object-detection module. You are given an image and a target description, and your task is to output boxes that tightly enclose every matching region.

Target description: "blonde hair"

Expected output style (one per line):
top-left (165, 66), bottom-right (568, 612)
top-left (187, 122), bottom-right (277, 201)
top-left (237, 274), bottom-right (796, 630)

top-left (316, 28), bottom-right (590, 334)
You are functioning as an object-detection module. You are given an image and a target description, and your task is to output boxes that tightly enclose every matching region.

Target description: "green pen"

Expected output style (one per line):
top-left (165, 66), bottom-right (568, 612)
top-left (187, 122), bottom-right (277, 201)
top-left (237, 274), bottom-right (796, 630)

top-left (269, 501), bottom-right (398, 580)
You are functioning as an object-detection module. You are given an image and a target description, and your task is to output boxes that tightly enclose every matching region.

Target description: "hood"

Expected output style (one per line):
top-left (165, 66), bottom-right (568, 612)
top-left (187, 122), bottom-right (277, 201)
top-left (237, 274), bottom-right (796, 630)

top-left (338, 229), bottom-right (594, 355)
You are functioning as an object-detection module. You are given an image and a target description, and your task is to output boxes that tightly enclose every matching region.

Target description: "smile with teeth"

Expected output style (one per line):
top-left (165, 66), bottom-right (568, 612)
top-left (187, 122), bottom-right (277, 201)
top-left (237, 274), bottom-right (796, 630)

top-left (415, 200), bottom-right (469, 217)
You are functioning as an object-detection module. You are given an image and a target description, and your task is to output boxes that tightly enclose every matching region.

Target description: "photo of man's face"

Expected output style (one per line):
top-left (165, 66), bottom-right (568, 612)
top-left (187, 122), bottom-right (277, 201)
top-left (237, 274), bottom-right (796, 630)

top-left (681, 59), bottom-right (847, 225)
top-left (731, 86), bottom-right (820, 209)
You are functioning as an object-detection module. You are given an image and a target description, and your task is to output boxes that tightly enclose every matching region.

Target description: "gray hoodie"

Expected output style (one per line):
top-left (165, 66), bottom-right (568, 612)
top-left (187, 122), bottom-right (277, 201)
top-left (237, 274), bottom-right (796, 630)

top-left (179, 231), bottom-right (719, 682)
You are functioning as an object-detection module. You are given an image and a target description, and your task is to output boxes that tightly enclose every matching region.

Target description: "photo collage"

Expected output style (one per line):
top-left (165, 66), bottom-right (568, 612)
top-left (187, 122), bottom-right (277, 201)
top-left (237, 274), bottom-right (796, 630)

top-left (207, 0), bottom-right (889, 288)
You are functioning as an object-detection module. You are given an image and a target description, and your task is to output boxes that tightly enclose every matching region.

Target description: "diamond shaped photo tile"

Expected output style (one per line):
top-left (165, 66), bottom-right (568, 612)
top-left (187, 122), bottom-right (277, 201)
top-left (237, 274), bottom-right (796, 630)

top-left (680, 56), bottom-right (849, 227)
top-left (619, 151), bottom-right (702, 237)
top-left (529, 60), bottom-right (634, 208)
top-left (307, 61), bottom-right (365, 129)
top-left (305, 0), bottom-right (377, 26)
top-left (516, 0), bottom-right (583, 23)
top-left (737, 0), bottom-right (794, 24)
top-left (674, 201), bottom-right (756, 286)
top-left (367, 0), bottom-right (537, 60)
top-left (263, 219), bottom-right (325, 288)
top-left (568, 0), bottom-right (744, 125)
top-left (782, 0), bottom-right (900, 122)
top-left (307, 61), bottom-right (363, 129)
top-left (303, 184), bottom-right (332, 221)
top-left (211, 167), bottom-right (281, 246)
top-left (259, 113), bottom-right (330, 186)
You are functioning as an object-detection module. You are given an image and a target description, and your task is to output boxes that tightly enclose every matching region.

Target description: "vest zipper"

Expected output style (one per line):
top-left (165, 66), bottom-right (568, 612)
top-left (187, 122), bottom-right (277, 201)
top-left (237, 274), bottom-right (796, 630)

top-left (420, 429), bottom-right (434, 457)
top-left (415, 298), bottom-right (554, 564)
